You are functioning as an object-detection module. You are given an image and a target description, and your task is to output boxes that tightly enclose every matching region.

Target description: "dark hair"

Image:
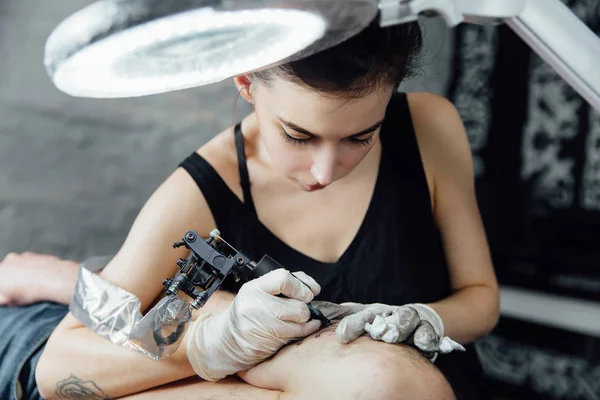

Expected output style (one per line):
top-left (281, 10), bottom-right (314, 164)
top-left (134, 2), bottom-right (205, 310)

top-left (252, 18), bottom-right (423, 97)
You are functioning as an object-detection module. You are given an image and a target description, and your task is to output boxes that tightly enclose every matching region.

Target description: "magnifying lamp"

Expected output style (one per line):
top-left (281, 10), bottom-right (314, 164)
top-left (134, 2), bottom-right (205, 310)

top-left (44, 0), bottom-right (600, 113)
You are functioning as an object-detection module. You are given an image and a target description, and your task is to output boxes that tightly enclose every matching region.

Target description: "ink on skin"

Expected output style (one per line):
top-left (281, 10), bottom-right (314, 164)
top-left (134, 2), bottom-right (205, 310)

top-left (314, 322), bottom-right (339, 338)
top-left (55, 374), bottom-right (112, 400)
top-left (296, 321), bottom-right (340, 346)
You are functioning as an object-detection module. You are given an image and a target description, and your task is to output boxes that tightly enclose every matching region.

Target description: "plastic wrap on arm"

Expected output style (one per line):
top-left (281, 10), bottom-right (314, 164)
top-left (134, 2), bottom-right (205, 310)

top-left (70, 265), bottom-right (192, 360)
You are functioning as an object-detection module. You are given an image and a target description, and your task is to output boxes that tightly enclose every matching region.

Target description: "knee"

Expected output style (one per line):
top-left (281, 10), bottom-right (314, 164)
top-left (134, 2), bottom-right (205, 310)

top-left (346, 342), bottom-right (455, 400)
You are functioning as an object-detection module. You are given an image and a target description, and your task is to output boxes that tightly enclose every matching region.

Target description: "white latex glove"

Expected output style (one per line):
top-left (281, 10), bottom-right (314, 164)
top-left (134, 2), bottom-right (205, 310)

top-left (312, 301), bottom-right (465, 360)
top-left (186, 269), bottom-right (323, 381)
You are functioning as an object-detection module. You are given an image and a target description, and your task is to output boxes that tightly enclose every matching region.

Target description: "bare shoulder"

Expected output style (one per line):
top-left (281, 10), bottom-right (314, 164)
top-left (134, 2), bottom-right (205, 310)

top-left (405, 92), bottom-right (473, 207)
top-left (406, 92), bottom-right (468, 150)
top-left (197, 125), bottom-right (237, 170)
top-left (148, 125), bottom-right (239, 238)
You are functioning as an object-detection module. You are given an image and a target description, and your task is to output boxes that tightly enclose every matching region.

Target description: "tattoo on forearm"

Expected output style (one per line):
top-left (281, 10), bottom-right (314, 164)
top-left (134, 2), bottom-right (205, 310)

top-left (55, 374), bottom-right (112, 399)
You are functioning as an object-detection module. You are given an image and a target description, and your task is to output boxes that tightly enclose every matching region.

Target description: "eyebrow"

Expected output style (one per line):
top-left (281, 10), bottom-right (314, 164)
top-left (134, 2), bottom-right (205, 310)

top-left (277, 116), bottom-right (386, 138)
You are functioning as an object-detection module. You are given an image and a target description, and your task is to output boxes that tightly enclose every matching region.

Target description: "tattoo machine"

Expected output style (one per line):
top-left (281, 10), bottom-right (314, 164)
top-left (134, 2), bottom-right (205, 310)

top-left (163, 229), bottom-right (330, 322)
top-left (70, 229), bottom-right (329, 361)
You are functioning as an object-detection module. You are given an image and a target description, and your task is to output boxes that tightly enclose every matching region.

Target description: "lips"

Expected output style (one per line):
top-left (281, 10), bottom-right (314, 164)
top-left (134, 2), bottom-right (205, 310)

top-left (304, 183), bottom-right (325, 191)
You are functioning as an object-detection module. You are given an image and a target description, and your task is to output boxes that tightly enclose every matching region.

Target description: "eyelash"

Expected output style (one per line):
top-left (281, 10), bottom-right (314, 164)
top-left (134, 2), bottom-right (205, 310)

top-left (280, 128), bottom-right (374, 148)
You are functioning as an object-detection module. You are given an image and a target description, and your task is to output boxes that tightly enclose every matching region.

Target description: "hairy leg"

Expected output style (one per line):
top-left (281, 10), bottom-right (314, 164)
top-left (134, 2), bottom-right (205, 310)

top-left (240, 321), bottom-right (456, 400)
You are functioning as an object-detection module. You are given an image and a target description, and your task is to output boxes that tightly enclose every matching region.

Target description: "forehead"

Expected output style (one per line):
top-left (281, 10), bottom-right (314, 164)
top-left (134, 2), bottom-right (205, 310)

top-left (258, 78), bottom-right (393, 134)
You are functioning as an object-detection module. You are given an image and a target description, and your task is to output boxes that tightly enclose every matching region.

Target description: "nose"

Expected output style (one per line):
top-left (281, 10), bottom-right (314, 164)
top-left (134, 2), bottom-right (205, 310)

top-left (311, 146), bottom-right (337, 186)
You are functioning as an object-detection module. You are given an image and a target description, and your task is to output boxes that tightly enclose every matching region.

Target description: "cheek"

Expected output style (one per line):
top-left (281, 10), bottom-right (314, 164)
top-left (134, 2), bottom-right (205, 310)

top-left (337, 146), bottom-right (372, 173)
top-left (263, 135), bottom-right (311, 174)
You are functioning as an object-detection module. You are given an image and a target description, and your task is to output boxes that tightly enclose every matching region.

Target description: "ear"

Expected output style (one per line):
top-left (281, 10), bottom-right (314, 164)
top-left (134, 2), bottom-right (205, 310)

top-left (233, 75), bottom-right (254, 104)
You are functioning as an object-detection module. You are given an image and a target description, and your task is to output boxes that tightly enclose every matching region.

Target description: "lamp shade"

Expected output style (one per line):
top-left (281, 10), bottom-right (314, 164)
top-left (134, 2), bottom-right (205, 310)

top-left (44, 0), bottom-right (379, 98)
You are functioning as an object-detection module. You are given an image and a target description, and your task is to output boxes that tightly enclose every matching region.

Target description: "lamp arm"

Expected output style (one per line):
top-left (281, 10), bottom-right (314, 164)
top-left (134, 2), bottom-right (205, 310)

top-left (379, 0), bottom-right (600, 113)
top-left (505, 0), bottom-right (600, 113)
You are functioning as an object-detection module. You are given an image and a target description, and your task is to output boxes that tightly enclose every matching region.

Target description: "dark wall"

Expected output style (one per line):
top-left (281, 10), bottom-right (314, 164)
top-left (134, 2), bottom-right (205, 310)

top-left (447, 2), bottom-right (600, 399)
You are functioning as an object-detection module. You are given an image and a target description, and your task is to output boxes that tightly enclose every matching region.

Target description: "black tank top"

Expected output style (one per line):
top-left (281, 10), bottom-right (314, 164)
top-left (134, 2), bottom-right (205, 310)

top-left (179, 92), bottom-right (485, 399)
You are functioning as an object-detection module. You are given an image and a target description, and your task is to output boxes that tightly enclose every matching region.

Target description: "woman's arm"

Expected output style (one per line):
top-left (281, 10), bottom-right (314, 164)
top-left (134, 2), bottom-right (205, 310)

top-left (36, 165), bottom-right (229, 399)
top-left (409, 92), bottom-right (500, 344)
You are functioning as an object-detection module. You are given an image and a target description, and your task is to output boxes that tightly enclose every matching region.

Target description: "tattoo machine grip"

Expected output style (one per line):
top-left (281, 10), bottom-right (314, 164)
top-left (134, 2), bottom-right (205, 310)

top-left (247, 255), bottom-right (331, 326)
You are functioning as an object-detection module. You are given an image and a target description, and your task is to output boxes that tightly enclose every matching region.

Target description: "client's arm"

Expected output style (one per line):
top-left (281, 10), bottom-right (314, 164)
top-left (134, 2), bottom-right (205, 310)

top-left (0, 252), bottom-right (80, 306)
top-left (36, 168), bottom-right (226, 399)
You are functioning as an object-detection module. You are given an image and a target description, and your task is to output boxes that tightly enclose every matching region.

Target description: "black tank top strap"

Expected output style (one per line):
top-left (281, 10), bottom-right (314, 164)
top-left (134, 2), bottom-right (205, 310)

top-left (179, 152), bottom-right (245, 229)
top-left (234, 123), bottom-right (258, 217)
top-left (381, 92), bottom-right (415, 155)
top-left (380, 92), bottom-right (433, 217)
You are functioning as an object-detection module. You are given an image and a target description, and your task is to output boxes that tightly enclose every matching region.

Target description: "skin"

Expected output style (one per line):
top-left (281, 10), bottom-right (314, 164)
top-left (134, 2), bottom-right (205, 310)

top-left (7, 73), bottom-right (498, 399)
top-left (0, 252), bottom-right (79, 306)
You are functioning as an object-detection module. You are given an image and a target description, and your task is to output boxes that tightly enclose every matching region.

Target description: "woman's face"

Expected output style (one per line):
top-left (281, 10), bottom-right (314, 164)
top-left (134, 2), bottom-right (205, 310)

top-left (244, 76), bottom-right (394, 192)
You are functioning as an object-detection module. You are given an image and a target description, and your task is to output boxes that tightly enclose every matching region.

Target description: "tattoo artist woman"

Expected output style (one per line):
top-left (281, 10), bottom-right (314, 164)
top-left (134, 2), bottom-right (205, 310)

top-left (3, 18), bottom-right (499, 399)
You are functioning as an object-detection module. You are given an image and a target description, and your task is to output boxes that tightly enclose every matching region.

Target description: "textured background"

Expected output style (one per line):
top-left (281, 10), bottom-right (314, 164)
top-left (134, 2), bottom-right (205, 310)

top-left (0, 1), bottom-right (452, 261)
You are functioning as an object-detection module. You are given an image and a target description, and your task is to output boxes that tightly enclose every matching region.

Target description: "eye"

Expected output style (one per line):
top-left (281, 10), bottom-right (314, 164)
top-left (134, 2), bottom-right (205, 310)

top-left (280, 128), bottom-right (311, 146)
top-left (346, 135), bottom-right (375, 147)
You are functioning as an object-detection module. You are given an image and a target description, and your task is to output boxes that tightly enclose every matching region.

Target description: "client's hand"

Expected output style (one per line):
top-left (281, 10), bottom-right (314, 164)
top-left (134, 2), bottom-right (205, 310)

top-left (186, 269), bottom-right (323, 381)
top-left (0, 252), bottom-right (79, 306)
top-left (312, 301), bottom-right (465, 360)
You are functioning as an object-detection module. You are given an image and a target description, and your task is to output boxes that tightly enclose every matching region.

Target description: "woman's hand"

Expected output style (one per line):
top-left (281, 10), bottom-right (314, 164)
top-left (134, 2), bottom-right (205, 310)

top-left (312, 301), bottom-right (464, 359)
top-left (186, 269), bottom-right (323, 381)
